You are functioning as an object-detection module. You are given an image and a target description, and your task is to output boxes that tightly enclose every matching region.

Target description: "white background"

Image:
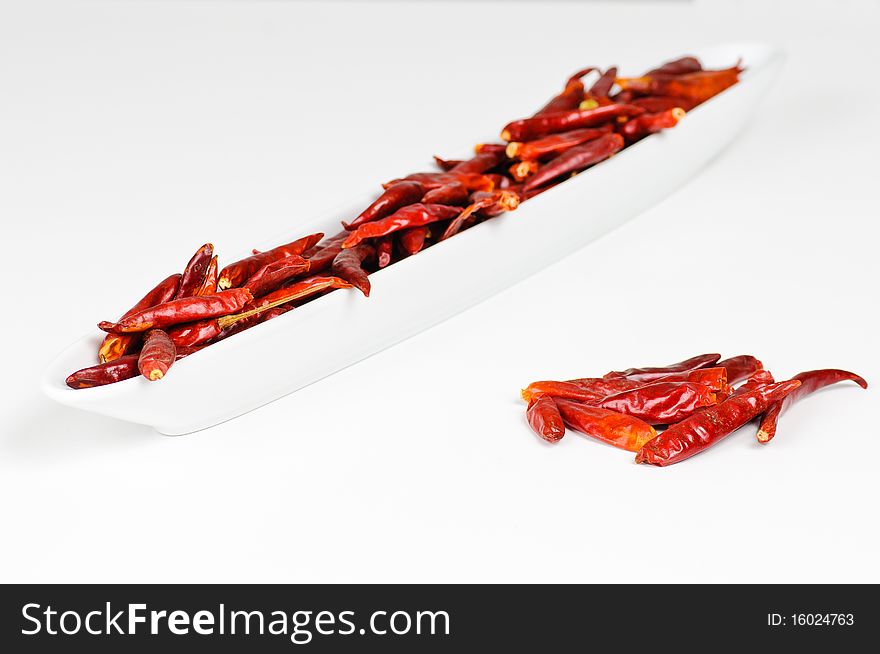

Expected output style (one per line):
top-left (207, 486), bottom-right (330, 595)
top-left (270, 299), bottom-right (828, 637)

top-left (1, 0), bottom-right (878, 583)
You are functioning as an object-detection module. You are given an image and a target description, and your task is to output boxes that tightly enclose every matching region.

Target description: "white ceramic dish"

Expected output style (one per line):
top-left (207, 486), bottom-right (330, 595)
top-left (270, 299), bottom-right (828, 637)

top-left (43, 42), bottom-right (783, 435)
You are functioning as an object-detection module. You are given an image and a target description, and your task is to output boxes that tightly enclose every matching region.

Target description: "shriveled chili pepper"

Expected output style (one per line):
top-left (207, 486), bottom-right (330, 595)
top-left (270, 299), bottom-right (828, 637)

top-left (526, 395), bottom-right (566, 443)
top-left (534, 67), bottom-right (594, 116)
top-left (616, 66), bottom-right (741, 105)
top-left (757, 369), bottom-right (868, 443)
top-left (376, 236), bottom-right (393, 268)
top-left (653, 366), bottom-right (728, 392)
top-left (175, 243), bottom-right (214, 299)
top-left (242, 276), bottom-right (353, 313)
top-left (440, 189), bottom-right (520, 240)
top-left (98, 273), bottom-right (181, 363)
top-left (422, 181), bottom-right (469, 205)
top-left (242, 255), bottom-right (310, 297)
top-left (631, 96), bottom-right (696, 112)
top-left (619, 108), bottom-right (686, 142)
top-left (593, 381), bottom-right (717, 425)
top-left (304, 231), bottom-right (349, 274)
top-left (566, 376), bottom-right (645, 396)
top-left (343, 181), bottom-right (425, 230)
top-left (331, 243), bottom-right (374, 297)
top-left (342, 203), bottom-right (462, 249)
top-left (582, 66), bottom-right (617, 106)
top-left (645, 55), bottom-right (702, 77)
top-left (218, 233), bottom-right (322, 290)
top-left (399, 226), bottom-right (429, 256)
top-left (447, 148), bottom-right (507, 175)
top-left (99, 289), bottom-right (253, 333)
top-left (383, 172), bottom-right (494, 193)
top-left (66, 355), bottom-right (140, 389)
top-left (505, 125), bottom-right (611, 160)
top-left (523, 133), bottom-right (624, 192)
top-left (138, 329), bottom-right (176, 381)
top-left (500, 103), bottom-right (644, 142)
top-left (194, 255), bottom-right (219, 296)
top-left (605, 353), bottom-right (721, 383)
top-left (555, 398), bottom-right (657, 451)
top-left (522, 380), bottom-right (603, 405)
top-left (167, 318), bottom-right (223, 348)
top-left (635, 380), bottom-right (801, 466)
top-left (716, 355), bottom-right (763, 385)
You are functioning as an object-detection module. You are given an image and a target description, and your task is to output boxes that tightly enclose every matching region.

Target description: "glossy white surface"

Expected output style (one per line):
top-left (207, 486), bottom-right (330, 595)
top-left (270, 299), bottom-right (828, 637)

top-left (1, 0), bottom-right (877, 584)
top-left (42, 44), bottom-right (779, 434)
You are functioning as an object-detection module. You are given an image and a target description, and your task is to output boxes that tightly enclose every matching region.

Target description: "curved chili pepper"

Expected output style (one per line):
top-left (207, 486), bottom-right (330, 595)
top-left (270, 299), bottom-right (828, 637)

top-left (555, 398), bottom-right (657, 452)
top-left (616, 66), bottom-right (741, 105)
top-left (376, 236), bottom-right (393, 268)
top-left (440, 189), bottom-right (520, 240)
top-left (433, 155), bottom-right (463, 171)
top-left (526, 395), bottom-right (566, 443)
top-left (594, 381), bottom-right (717, 425)
top-left (523, 133), bottom-right (624, 192)
top-left (241, 276), bottom-right (353, 313)
top-left (521, 380), bottom-right (603, 405)
top-left (66, 355), bottom-right (140, 389)
top-left (583, 66), bottom-right (617, 105)
top-left (757, 369), bottom-right (868, 443)
top-left (194, 255), bottom-right (219, 296)
top-left (505, 125), bottom-right (611, 160)
top-left (500, 103), bottom-right (644, 142)
top-left (218, 233), bottom-right (322, 290)
top-left (242, 255), bottom-right (310, 297)
top-left (635, 380), bottom-right (801, 466)
top-left (716, 355), bottom-right (763, 385)
top-left (645, 56), bottom-right (702, 77)
top-left (399, 226), bottom-right (429, 256)
top-left (509, 160), bottom-right (539, 183)
top-left (167, 318), bottom-right (223, 348)
top-left (99, 289), bottom-right (253, 333)
top-left (342, 203), bottom-right (462, 249)
top-left (98, 273), bottom-right (182, 363)
top-left (619, 108), bottom-right (686, 142)
top-left (343, 181), bottom-right (425, 230)
top-left (138, 329), bottom-right (176, 381)
top-left (175, 243), bottom-right (214, 299)
top-left (422, 181), bottom-right (469, 206)
top-left (383, 172), bottom-right (494, 193)
top-left (605, 353), bottom-right (721, 383)
top-left (331, 243), bottom-right (374, 297)
top-left (534, 67), bottom-right (594, 116)
top-left (304, 231), bottom-right (350, 274)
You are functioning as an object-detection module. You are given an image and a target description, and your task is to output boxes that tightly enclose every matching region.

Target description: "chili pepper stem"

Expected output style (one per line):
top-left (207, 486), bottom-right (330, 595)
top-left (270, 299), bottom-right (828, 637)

top-left (148, 369), bottom-right (164, 381)
top-left (217, 300), bottom-right (283, 330)
top-left (756, 429), bottom-right (771, 444)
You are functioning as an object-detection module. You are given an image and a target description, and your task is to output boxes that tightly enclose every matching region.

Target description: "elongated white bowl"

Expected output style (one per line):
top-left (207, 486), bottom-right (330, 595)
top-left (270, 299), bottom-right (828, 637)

top-left (43, 42), bottom-right (783, 435)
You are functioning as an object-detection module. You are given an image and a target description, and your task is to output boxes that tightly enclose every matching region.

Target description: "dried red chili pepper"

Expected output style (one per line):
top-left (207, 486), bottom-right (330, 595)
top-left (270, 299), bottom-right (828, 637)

top-left (635, 380), bottom-right (801, 466)
top-left (653, 367), bottom-right (728, 392)
top-left (166, 319), bottom-right (223, 348)
top-left (716, 355), bottom-right (763, 385)
top-left (616, 66), bottom-right (741, 105)
top-left (66, 355), bottom-right (140, 389)
top-left (383, 172), bottom-right (494, 193)
top-left (304, 231), bottom-right (349, 274)
top-left (175, 243), bottom-right (214, 299)
top-left (376, 236), bottom-right (393, 268)
top-left (218, 233), bottom-right (322, 290)
top-left (534, 67), bottom-right (595, 116)
top-left (619, 108), bottom-right (686, 141)
top-left (99, 289), bottom-right (253, 333)
top-left (582, 66), bottom-right (617, 106)
top-left (447, 149), bottom-right (507, 175)
top-left (440, 189), bottom-right (520, 240)
top-left (645, 56), bottom-right (702, 77)
top-left (343, 181), bottom-right (425, 230)
top-left (422, 181), bottom-right (469, 206)
top-left (505, 125), bottom-right (611, 160)
top-left (731, 369), bottom-right (774, 396)
top-left (526, 395), bottom-right (566, 443)
top-left (194, 255), bottom-right (219, 296)
top-left (566, 376), bottom-right (645, 396)
top-left (138, 329), bottom-right (176, 381)
top-left (398, 226), bottom-right (429, 256)
top-left (522, 380), bottom-right (603, 405)
top-left (242, 255), bottom-right (310, 297)
top-left (757, 369), bottom-right (868, 443)
top-left (593, 381), bottom-right (717, 425)
top-left (243, 276), bottom-right (353, 313)
top-left (331, 243), bottom-right (375, 297)
top-left (605, 353), bottom-right (721, 383)
top-left (98, 273), bottom-right (181, 363)
top-left (631, 96), bottom-right (696, 113)
top-left (500, 104), bottom-right (644, 142)
top-left (433, 155), bottom-right (463, 171)
top-left (555, 398), bottom-right (657, 451)
top-left (523, 133), bottom-right (624, 192)
top-left (342, 203), bottom-right (462, 249)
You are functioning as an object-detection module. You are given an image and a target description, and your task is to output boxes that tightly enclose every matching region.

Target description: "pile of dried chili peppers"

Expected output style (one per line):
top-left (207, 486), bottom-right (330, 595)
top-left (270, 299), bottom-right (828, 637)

top-left (522, 354), bottom-right (867, 466)
top-left (67, 55), bottom-right (743, 389)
